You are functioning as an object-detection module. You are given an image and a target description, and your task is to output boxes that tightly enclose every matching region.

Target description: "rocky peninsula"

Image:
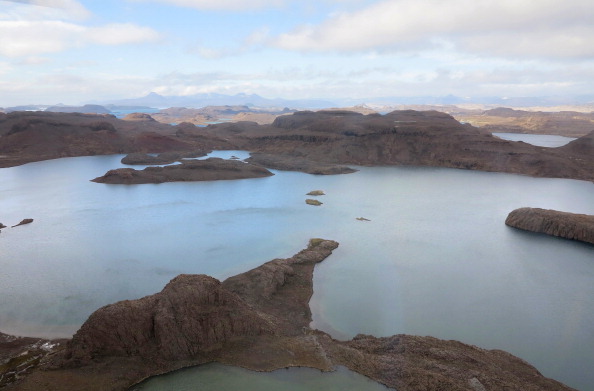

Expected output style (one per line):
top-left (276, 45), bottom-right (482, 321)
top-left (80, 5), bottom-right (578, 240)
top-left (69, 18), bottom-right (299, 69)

top-left (2, 239), bottom-right (576, 391)
top-left (91, 158), bottom-right (273, 184)
top-left (506, 207), bottom-right (594, 245)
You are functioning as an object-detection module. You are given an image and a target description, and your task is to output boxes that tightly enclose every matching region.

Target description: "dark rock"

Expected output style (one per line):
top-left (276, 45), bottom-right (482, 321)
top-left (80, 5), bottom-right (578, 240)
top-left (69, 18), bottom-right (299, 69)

top-left (306, 190), bottom-right (325, 196)
top-left (65, 274), bottom-right (275, 363)
top-left (92, 158), bottom-right (273, 184)
top-left (247, 153), bottom-right (357, 175)
top-left (305, 199), bottom-right (323, 206)
top-left (505, 207), bottom-right (594, 244)
top-left (0, 222), bottom-right (6, 229)
top-left (11, 218), bottom-right (33, 228)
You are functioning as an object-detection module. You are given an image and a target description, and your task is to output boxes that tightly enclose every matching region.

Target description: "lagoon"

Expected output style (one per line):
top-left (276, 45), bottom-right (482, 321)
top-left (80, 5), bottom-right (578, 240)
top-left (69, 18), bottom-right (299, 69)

top-left (0, 151), bottom-right (593, 390)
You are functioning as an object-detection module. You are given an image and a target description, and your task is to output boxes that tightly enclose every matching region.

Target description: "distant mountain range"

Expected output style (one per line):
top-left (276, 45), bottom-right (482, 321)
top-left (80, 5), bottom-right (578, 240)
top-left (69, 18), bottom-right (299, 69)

top-left (94, 92), bottom-right (594, 110)
top-left (3, 92), bottom-right (594, 113)
top-left (95, 92), bottom-right (336, 110)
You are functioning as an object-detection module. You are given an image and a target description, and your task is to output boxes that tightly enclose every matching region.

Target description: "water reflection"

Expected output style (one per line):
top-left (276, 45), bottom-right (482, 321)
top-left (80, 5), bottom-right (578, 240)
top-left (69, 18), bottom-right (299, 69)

top-left (131, 364), bottom-right (394, 391)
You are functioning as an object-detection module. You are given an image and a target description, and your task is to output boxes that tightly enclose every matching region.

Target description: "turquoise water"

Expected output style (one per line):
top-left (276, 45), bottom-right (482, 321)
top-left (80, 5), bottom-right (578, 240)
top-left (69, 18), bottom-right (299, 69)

top-left (0, 150), bottom-right (593, 390)
top-left (131, 364), bottom-right (393, 391)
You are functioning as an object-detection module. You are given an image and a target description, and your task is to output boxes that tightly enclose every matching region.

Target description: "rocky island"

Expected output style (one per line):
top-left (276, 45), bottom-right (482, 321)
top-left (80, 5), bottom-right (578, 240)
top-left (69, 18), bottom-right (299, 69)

top-left (2, 239), bottom-right (576, 391)
top-left (506, 207), bottom-right (594, 245)
top-left (91, 158), bottom-right (273, 184)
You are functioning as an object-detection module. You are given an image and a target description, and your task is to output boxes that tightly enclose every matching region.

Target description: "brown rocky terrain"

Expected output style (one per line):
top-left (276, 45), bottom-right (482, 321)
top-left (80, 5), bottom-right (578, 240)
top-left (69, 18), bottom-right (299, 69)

top-left (1, 109), bottom-right (593, 182)
top-left (2, 239), bottom-right (577, 391)
top-left (455, 107), bottom-right (594, 137)
top-left (0, 111), bottom-right (227, 168)
top-left (505, 207), bottom-right (594, 245)
top-left (204, 110), bottom-right (594, 182)
top-left (92, 158), bottom-right (274, 184)
top-left (246, 152), bottom-right (357, 175)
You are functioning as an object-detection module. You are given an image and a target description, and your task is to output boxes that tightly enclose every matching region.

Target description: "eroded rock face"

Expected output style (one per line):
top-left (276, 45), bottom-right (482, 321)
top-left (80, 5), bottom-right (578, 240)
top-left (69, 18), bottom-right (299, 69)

top-left (505, 207), bottom-right (594, 245)
top-left (65, 274), bottom-right (274, 364)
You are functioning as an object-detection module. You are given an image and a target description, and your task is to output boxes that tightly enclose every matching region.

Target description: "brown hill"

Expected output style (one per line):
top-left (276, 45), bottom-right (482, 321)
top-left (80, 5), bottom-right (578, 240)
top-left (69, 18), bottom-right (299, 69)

top-left (0, 111), bottom-right (223, 167)
top-left (205, 110), bottom-right (594, 181)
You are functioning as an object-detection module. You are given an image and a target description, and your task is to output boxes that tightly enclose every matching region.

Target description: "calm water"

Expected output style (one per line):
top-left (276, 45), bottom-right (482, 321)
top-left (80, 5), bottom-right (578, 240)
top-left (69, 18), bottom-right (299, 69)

top-left (132, 364), bottom-right (393, 391)
top-left (492, 132), bottom-right (577, 147)
top-left (1, 149), bottom-right (593, 390)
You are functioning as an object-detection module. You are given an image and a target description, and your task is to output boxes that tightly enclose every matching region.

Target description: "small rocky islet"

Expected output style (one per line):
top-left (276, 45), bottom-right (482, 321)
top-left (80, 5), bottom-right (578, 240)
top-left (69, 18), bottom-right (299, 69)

top-left (92, 158), bottom-right (274, 184)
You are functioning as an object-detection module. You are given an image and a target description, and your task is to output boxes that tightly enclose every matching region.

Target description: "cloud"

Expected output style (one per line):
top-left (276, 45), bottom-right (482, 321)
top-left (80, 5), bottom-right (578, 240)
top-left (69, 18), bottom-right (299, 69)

top-left (0, 0), bottom-right (91, 20)
top-left (86, 23), bottom-right (162, 45)
top-left (130, 0), bottom-right (285, 11)
top-left (0, 20), bottom-right (161, 57)
top-left (272, 0), bottom-right (594, 59)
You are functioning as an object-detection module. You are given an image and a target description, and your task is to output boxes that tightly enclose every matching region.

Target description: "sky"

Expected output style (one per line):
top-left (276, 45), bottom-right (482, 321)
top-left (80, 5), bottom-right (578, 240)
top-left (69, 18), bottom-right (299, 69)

top-left (1, 0), bottom-right (594, 106)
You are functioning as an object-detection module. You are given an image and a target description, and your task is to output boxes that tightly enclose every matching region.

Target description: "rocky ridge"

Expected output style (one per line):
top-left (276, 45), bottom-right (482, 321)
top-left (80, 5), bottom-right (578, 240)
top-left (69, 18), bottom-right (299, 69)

top-left (4, 239), bottom-right (576, 391)
top-left (505, 207), bottom-right (594, 245)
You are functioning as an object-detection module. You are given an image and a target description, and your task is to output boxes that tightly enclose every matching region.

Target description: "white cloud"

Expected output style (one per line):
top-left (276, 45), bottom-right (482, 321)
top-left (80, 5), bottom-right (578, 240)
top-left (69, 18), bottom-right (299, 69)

top-left (86, 23), bottom-right (162, 46)
top-left (130, 0), bottom-right (285, 11)
top-left (0, 20), bottom-right (161, 57)
top-left (272, 0), bottom-right (594, 59)
top-left (0, 0), bottom-right (91, 21)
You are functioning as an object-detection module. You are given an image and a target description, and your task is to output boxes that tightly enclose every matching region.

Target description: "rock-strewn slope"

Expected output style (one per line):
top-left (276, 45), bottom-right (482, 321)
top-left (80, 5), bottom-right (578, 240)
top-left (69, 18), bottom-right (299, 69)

top-left (92, 158), bottom-right (273, 184)
top-left (505, 207), bottom-right (594, 244)
top-left (5, 239), bottom-right (576, 391)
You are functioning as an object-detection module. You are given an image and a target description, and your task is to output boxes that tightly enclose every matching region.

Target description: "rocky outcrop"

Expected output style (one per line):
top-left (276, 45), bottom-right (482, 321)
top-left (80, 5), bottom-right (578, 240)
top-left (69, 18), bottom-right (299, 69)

top-left (92, 158), bottom-right (273, 184)
top-left (319, 333), bottom-right (574, 391)
top-left (505, 207), bottom-right (594, 244)
top-left (247, 153), bottom-right (357, 175)
top-left (306, 199), bottom-right (323, 206)
top-left (11, 219), bottom-right (33, 228)
top-left (65, 274), bottom-right (275, 364)
top-left (3, 239), bottom-right (576, 391)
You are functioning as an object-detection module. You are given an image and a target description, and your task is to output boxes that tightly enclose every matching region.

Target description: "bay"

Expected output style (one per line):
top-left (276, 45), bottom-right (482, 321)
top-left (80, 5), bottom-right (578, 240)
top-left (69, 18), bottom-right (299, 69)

top-left (0, 148), bottom-right (593, 390)
top-left (492, 132), bottom-right (577, 147)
